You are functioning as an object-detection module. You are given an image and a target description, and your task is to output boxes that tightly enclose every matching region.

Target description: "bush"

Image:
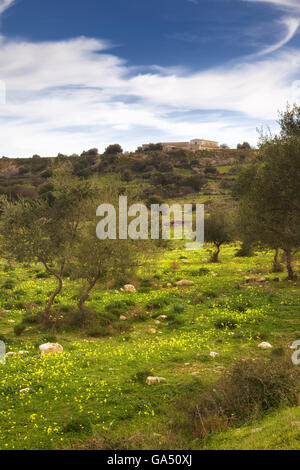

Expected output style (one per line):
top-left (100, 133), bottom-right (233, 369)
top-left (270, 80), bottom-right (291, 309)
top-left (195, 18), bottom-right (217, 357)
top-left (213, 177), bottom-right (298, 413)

top-left (192, 356), bottom-right (299, 437)
top-left (173, 303), bottom-right (185, 314)
top-left (62, 417), bottom-right (92, 434)
top-left (35, 271), bottom-right (51, 279)
top-left (214, 318), bottom-right (238, 329)
top-left (14, 324), bottom-right (26, 336)
top-left (132, 369), bottom-right (152, 384)
top-left (2, 279), bottom-right (15, 290)
top-left (146, 298), bottom-right (169, 310)
top-left (87, 326), bottom-right (110, 338)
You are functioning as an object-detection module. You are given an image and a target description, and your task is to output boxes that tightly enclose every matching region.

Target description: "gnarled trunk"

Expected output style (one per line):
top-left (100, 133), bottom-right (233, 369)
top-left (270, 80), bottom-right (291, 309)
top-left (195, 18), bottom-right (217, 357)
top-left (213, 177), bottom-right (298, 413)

top-left (210, 244), bottom-right (221, 263)
top-left (42, 275), bottom-right (63, 322)
top-left (272, 248), bottom-right (283, 273)
top-left (285, 250), bottom-right (295, 280)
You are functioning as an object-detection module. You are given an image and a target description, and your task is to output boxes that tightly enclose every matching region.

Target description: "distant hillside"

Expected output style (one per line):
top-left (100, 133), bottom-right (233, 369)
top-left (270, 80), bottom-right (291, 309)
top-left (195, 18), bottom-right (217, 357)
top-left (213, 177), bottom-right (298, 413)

top-left (0, 148), bottom-right (257, 202)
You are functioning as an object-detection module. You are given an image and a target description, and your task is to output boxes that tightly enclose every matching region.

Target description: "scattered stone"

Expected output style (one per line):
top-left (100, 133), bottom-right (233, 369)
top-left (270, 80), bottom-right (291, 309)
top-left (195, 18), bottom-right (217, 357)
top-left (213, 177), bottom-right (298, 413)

top-left (5, 352), bottom-right (15, 357)
top-left (155, 320), bottom-right (161, 325)
top-left (148, 328), bottom-right (156, 334)
top-left (18, 350), bottom-right (29, 355)
top-left (158, 315), bottom-right (168, 319)
top-left (209, 351), bottom-right (219, 358)
top-left (245, 275), bottom-right (266, 283)
top-left (119, 315), bottom-right (127, 321)
top-left (20, 388), bottom-right (30, 393)
top-left (258, 342), bottom-right (272, 349)
top-left (124, 284), bottom-right (136, 293)
top-left (39, 343), bottom-right (64, 355)
top-left (176, 280), bottom-right (195, 287)
top-left (251, 427), bottom-right (264, 433)
top-left (167, 283), bottom-right (172, 288)
top-left (182, 260), bottom-right (190, 264)
top-left (146, 376), bottom-right (166, 385)
top-left (291, 421), bottom-right (300, 426)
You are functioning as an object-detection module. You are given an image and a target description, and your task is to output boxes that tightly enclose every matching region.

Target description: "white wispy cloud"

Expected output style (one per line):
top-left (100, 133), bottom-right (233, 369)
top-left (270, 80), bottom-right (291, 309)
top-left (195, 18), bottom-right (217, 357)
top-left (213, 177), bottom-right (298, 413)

top-left (0, 0), bottom-right (15, 15)
top-left (0, 0), bottom-right (299, 155)
top-left (254, 17), bottom-right (299, 55)
top-left (1, 33), bottom-right (300, 155)
top-left (245, 0), bottom-right (300, 11)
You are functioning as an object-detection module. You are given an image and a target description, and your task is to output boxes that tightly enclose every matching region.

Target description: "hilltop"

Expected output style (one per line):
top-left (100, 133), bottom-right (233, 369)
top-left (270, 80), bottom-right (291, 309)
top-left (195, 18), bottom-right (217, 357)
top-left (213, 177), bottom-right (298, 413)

top-left (0, 148), bottom-right (257, 202)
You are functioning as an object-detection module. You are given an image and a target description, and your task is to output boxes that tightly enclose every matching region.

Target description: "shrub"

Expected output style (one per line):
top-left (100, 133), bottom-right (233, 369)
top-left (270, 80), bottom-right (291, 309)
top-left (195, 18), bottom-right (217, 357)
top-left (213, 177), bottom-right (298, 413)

top-left (127, 306), bottom-right (148, 322)
top-left (173, 303), bottom-right (185, 314)
top-left (62, 417), bottom-right (92, 434)
top-left (192, 356), bottom-right (299, 437)
top-left (2, 279), bottom-right (15, 290)
top-left (214, 318), bottom-right (238, 329)
top-left (35, 271), bottom-right (51, 279)
top-left (132, 369), bottom-right (152, 384)
top-left (41, 334), bottom-right (57, 343)
top-left (87, 326), bottom-right (110, 338)
top-left (14, 324), bottom-right (26, 336)
top-left (146, 298), bottom-right (169, 310)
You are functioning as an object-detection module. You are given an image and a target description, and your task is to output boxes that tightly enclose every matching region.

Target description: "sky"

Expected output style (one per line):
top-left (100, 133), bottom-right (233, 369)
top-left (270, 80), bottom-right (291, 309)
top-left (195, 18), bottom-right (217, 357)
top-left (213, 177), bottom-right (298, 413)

top-left (1, 0), bottom-right (300, 156)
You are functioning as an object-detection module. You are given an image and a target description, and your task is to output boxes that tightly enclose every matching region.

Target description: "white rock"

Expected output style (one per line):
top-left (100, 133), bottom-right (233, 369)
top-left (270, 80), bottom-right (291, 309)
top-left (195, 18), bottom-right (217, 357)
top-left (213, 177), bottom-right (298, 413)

top-left (176, 280), bottom-right (195, 287)
top-left (119, 315), bottom-right (127, 321)
top-left (146, 376), bottom-right (166, 385)
top-left (167, 283), bottom-right (172, 288)
top-left (18, 350), bottom-right (29, 355)
top-left (148, 328), bottom-right (156, 334)
top-left (209, 351), bottom-right (219, 358)
top-left (251, 427), bottom-right (264, 433)
top-left (5, 352), bottom-right (15, 357)
top-left (20, 388), bottom-right (30, 393)
top-left (124, 284), bottom-right (136, 293)
top-left (258, 342), bottom-right (272, 349)
top-left (155, 320), bottom-right (161, 325)
top-left (39, 343), bottom-right (64, 355)
top-left (158, 315), bottom-right (168, 319)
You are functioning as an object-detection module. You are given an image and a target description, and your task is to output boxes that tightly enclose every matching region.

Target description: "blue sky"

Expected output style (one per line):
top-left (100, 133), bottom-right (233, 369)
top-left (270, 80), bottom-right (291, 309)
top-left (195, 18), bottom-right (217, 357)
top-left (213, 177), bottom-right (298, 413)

top-left (1, 0), bottom-right (300, 156)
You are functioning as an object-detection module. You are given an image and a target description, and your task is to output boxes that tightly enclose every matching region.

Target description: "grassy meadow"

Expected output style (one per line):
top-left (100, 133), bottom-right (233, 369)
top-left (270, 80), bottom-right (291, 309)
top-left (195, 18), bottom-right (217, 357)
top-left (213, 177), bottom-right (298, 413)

top-left (1, 242), bottom-right (300, 450)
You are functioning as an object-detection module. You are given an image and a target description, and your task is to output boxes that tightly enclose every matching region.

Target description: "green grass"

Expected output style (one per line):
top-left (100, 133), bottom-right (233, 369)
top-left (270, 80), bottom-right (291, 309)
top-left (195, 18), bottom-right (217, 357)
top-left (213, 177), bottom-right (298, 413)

top-left (0, 244), bottom-right (299, 449)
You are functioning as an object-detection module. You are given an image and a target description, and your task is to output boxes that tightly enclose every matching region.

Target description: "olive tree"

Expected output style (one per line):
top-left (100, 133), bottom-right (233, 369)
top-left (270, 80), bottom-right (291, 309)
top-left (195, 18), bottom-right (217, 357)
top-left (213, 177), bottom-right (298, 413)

top-left (0, 168), bottom-right (94, 322)
top-left (235, 105), bottom-right (300, 279)
top-left (205, 209), bottom-right (233, 262)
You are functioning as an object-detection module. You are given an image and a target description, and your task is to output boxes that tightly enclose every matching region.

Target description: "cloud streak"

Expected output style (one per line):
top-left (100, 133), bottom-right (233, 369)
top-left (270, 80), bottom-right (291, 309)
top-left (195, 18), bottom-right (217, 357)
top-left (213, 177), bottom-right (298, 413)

top-left (245, 0), bottom-right (300, 11)
top-left (255, 17), bottom-right (299, 56)
top-left (0, 0), bottom-right (300, 155)
top-left (0, 0), bottom-right (15, 15)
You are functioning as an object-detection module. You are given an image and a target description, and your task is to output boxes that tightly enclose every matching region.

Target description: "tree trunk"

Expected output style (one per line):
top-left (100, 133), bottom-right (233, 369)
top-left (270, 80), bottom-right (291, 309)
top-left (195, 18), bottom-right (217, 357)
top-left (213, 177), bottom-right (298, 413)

top-left (40, 260), bottom-right (65, 323)
top-left (78, 278), bottom-right (98, 312)
top-left (285, 250), bottom-right (295, 280)
top-left (78, 271), bottom-right (100, 312)
top-left (272, 248), bottom-right (283, 273)
top-left (42, 275), bottom-right (63, 322)
top-left (211, 244), bottom-right (221, 263)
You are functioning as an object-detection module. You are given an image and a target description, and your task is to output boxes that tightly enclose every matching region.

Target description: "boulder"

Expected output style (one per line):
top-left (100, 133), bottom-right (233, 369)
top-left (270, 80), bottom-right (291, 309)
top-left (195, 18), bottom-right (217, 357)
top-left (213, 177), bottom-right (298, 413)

top-left (124, 284), bottom-right (136, 293)
top-left (39, 343), bottom-right (64, 355)
top-left (146, 376), bottom-right (166, 385)
top-left (258, 342), bottom-right (272, 349)
top-left (176, 280), bottom-right (195, 287)
top-left (209, 351), bottom-right (219, 358)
